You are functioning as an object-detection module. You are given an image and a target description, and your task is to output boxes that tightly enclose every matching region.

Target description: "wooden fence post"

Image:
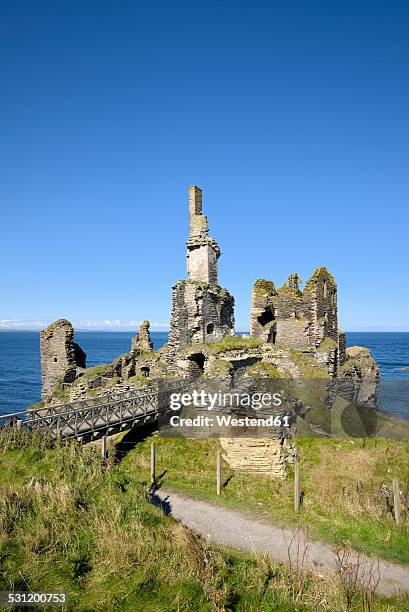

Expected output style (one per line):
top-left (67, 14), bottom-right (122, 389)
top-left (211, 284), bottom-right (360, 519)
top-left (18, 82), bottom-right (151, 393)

top-left (151, 442), bottom-right (156, 484)
top-left (392, 478), bottom-right (400, 524)
top-left (294, 463), bottom-right (301, 513)
top-left (216, 451), bottom-right (222, 496)
top-left (101, 435), bottom-right (107, 461)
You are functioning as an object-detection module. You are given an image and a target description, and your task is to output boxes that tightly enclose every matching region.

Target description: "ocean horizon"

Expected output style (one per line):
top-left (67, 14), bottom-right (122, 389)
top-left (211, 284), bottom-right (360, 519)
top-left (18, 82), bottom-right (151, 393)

top-left (0, 331), bottom-right (408, 418)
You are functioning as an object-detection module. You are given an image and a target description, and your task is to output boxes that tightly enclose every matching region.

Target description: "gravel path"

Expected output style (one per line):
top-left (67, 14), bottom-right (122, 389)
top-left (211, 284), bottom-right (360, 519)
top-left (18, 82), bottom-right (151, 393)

top-left (152, 488), bottom-right (409, 597)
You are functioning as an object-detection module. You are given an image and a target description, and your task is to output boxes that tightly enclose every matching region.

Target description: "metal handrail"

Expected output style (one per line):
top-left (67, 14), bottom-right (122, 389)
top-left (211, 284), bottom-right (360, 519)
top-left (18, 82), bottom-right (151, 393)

top-left (0, 377), bottom-right (194, 439)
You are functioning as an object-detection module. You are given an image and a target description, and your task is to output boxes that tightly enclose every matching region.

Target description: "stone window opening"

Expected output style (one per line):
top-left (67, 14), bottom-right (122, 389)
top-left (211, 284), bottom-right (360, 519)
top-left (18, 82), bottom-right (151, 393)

top-left (53, 357), bottom-right (58, 362)
top-left (257, 308), bottom-right (275, 327)
top-left (267, 324), bottom-right (277, 344)
top-left (206, 323), bottom-right (214, 335)
top-left (323, 279), bottom-right (328, 298)
top-left (188, 353), bottom-right (205, 374)
top-left (141, 366), bottom-right (150, 378)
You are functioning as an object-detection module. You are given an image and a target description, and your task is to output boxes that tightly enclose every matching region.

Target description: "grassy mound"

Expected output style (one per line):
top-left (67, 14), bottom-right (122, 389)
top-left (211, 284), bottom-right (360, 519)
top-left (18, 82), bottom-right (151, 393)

top-left (209, 336), bottom-right (264, 354)
top-left (0, 431), bottom-right (408, 610)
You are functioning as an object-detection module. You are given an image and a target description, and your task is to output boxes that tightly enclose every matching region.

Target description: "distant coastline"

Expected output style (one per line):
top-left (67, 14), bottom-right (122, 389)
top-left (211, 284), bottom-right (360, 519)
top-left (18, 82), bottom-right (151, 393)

top-left (1, 331), bottom-right (409, 416)
top-left (1, 328), bottom-right (409, 333)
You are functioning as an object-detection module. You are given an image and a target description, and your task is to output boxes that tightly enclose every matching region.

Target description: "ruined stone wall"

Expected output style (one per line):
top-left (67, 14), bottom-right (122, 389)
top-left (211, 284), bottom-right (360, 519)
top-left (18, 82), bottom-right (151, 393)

top-left (273, 283), bottom-right (310, 348)
top-left (40, 319), bottom-right (86, 399)
top-left (303, 267), bottom-right (338, 346)
top-left (167, 280), bottom-right (235, 367)
top-left (338, 331), bottom-right (347, 368)
top-left (249, 280), bottom-right (277, 342)
top-left (275, 319), bottom-right (311, 349)
top-left (250, 268), bottom-right (339, 351)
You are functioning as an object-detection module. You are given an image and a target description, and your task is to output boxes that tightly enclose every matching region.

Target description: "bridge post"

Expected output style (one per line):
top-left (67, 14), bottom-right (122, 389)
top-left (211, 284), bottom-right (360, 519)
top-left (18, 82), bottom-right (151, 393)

top-left (151, 442), bottom-right (156, 483)
top-left (216, 451), bottom-right (222, 496)
top-left (393, 478), bottom-right (401, 524)
top-left (294, 463), bottom-right (301, 513)
top-left (101, 435), bottom-right (107, 461)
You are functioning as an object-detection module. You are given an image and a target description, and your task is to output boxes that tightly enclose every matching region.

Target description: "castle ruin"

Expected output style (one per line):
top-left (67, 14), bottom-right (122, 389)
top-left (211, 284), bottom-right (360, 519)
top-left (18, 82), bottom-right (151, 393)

top-left (40, 319), bottom-right (86, 399)
top-left (39, 185), bottom-right (379, 477)
top-left (167, 186), bottom-right (235, 370)
top-left (250, 269), bottom-right (347, 373)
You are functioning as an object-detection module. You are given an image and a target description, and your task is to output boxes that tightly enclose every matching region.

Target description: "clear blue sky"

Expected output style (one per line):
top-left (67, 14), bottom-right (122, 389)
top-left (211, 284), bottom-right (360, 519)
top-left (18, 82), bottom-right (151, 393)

top-left (1, 0), bottom-right (408, 331)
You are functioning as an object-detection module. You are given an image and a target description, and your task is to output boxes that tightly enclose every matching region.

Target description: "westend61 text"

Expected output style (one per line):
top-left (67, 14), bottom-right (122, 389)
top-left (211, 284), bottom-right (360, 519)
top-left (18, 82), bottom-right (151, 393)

top-left (169, 390), bottom-right (283, 411)
top-left (169, 414), bottom-right (291, 428)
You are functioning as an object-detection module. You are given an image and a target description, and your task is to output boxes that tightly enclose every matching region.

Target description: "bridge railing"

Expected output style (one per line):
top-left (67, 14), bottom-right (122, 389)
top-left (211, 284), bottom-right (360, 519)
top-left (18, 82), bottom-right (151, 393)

top-left (0, 377), bottom-right (195, 439)
top-left (0, 385), bottom-right (158, 424)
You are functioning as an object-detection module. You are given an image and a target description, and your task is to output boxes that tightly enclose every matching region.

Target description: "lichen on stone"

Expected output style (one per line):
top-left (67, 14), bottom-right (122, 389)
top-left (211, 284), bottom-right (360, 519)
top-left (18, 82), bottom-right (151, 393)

top-left (253, 279), bottom-right (276, 295)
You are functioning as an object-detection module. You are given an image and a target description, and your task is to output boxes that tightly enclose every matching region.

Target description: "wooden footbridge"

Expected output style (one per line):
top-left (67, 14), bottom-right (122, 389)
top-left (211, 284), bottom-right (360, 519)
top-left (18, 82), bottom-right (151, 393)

top-left (0, 382), bottom-right (187, 441)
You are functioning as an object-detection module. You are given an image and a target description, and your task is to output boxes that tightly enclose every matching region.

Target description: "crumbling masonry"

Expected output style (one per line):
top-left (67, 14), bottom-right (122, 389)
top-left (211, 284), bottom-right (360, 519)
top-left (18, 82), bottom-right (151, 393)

top-left (167, 186), bottom-right (235, 370)
top-left (250, 270), bottom-right (346, 373)
top-left (40, 319), bottom-right (86, 399)
top-left (131, 320), bottom-right (154, 353)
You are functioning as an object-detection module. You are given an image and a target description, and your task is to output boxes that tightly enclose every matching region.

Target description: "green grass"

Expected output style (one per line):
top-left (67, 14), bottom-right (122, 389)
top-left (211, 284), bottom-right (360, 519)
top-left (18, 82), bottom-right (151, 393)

top-left (208, 335), bottom-right (264, 354)
top-left (1, 432), bottom-right (408, 610)
top-left (287, 349), bottom-right (331, 379)
top-left (49, 383), bottom-right (70, 404)
top-left (122, 436), bottom-right (409, 565)
top-left (134, 351), bottom-right (157, 361)
top-left (78, 363), bottom-right (112, 383)
top-left (245, 362), bottom-right (282, 378)
top-left (316, 337), bottom-right (338, 352)
top-left (127, 374), bottom-right (151, 386)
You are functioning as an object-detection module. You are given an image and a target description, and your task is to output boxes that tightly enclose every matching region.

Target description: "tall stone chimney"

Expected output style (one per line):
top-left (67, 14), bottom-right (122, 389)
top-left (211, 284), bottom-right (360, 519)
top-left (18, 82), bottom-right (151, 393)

top-left (167, 186), bottom-right (235, 367)
top-left (186, 185), bottom-right (220, 285)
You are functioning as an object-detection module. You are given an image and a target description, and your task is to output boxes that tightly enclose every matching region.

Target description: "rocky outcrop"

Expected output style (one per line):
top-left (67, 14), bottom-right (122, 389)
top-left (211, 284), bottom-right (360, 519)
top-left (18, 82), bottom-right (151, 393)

top-left (40, 319), bottom-right (86, 399)
top-left (340, 346), bottom-right (380, 380)
top-left (338, 346), bottom-right (380, 408)
top-left (132, 320), bottom-right (154, 353)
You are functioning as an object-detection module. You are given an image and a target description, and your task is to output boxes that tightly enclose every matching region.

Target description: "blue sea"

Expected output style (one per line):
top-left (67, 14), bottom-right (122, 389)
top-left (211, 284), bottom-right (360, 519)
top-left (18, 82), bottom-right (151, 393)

top-left (0, 331), bottom-right (408, 418)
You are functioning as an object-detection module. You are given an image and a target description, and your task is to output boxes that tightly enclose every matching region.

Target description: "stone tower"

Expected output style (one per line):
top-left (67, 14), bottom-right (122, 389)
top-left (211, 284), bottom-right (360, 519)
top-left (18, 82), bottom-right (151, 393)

top-left (186, 186), bottom-right (220, 284)
top-left (249, 268), bottom-right (346, 373)
top-left (250, 268), bottom-right (340, 349)
top-left (167, 186), bottom-right (234, 367)
top-left (40, 319), bottom-right (86, 399)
